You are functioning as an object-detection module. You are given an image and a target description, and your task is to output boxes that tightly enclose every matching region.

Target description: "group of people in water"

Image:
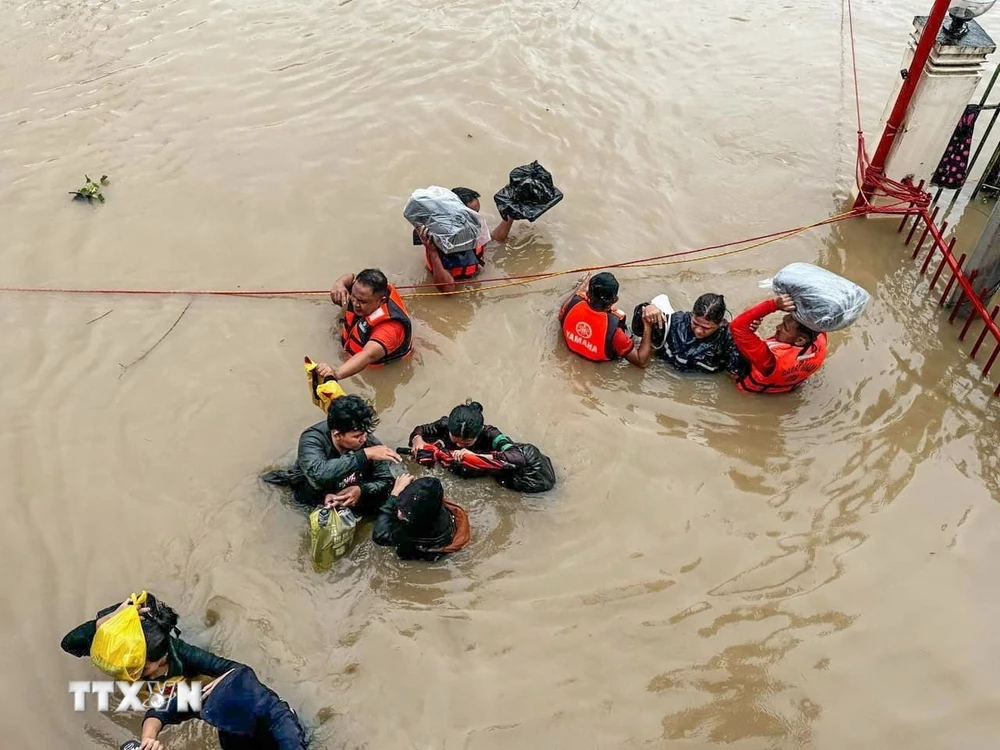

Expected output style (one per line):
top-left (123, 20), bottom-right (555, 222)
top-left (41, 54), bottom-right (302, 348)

top-left (61, 184), bottom-right (833, 750)
top-left (317, 185), bottom-right (829, 392)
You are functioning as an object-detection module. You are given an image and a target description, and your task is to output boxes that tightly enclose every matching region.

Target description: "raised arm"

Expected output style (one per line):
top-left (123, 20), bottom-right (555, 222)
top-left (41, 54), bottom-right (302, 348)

top-left (330, 273), bottom-right (355, 307)
top-left (730, 298), bottom-right (782, 376)
top-left (491, 217), bottom-right (515, 243)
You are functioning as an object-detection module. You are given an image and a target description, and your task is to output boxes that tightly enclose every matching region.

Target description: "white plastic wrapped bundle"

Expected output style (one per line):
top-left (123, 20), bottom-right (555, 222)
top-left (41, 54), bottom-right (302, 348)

top-left (763, 263), bottom-right (871, 332)
top-left (403, 186), bottom-right (485, 254)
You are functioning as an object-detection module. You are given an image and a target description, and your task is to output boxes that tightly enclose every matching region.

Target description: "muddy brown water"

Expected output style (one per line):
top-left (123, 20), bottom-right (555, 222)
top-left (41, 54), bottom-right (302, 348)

top-left (3, 0), bottom-right (1000, 748)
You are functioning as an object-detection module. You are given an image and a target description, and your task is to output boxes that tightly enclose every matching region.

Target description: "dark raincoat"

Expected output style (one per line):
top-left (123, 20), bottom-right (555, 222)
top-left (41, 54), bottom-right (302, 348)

top-left (262, 421), bottom-right (394, 515)
top-left (144, 665), bottom-right (307, 750)
top-left (372, 478), bottom-right (456, 561)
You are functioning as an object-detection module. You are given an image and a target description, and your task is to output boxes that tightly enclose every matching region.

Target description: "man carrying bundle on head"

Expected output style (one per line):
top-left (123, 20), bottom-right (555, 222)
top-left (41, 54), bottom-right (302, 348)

top-left (730, 294), bottom-right (827, 393)
top-left (408, 186), bottom-right (517, 294)
top-left (729, 263), bottom-right (870, 394)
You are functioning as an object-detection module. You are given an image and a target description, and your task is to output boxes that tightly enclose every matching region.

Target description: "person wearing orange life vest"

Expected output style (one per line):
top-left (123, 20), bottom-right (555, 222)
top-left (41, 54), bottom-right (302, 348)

top-left (729, 294), bottom-right (828, 393)
top-left (558, 271), bottom-right (655, 366)
top-left (417, 187), bottom-right (517, 293)
top-left (316, 268), bottom-right (412, 382)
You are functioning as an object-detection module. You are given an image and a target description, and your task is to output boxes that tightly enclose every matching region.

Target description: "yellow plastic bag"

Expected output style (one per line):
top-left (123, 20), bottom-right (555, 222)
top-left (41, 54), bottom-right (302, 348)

top-left (304, 357), bottom-right (346, 413)
top-left (90, 591), bottom-right (148, 681)
top-left (309, 507), bottom-right (357, 571)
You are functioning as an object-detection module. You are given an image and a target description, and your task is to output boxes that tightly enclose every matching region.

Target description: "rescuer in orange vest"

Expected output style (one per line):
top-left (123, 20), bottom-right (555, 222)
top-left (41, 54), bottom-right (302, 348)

top-left (729, 294), bottom-right (828, 393)
top-left (558, 272), bottom-right (654, 366)
top-left (416, 187), bottom-right (517, 293)
top-left (313, 268), bottom-right (412, 382)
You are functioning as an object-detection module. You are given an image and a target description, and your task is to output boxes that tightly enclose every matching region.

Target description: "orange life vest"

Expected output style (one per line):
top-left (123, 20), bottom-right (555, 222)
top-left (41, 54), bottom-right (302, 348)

top-left (560, 294), bottom-right (628, 362)
top-left (737, 334), bottom-right (828, 393)
top-left (340, 284), bottom-right (412, 365)
top-left (424, 245), bottom-right (485, 279)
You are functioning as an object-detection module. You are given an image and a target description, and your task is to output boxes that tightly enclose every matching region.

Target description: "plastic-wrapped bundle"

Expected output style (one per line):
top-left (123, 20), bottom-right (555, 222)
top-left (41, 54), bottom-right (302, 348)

top-left (764, 263), bottom-right (871, 332)
top-left (403, 186), bottom-right (483, 254)
top-left (494, 161), bottom-right (564, 221)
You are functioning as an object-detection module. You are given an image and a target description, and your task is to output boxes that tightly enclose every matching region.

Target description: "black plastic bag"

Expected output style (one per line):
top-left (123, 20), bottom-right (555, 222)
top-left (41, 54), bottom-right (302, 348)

top-left (494, 443), bottom-right (556, 493)
top-left (494, 161), bottom-right (564, 222)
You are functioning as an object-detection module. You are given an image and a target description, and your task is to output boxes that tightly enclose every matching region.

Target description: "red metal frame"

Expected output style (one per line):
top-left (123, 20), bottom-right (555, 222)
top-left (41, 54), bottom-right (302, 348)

top-left (899, 205), bottom-right (1000, 393)
top-left (855, 0), bottom-right (953, 208)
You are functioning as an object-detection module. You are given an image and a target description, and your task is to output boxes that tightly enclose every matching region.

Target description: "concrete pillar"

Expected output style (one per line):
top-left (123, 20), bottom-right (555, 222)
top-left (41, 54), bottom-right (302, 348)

top-left (949, 198), bottom-right (1000, 316)
top-left (868, 18), bottom-right (995, 208)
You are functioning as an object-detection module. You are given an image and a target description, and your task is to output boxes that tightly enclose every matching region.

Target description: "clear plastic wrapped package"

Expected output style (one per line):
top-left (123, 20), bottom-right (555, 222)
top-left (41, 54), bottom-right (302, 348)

top-left (762, 262), bottom-right (871, 332)
top-left (403, 186), bottom-right (484, 254)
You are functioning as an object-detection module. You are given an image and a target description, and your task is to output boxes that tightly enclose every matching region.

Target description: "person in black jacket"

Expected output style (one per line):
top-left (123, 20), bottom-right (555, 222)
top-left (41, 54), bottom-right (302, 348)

top-left (408, 400), bottom-right (556, 492)
top-left (408, 401), bottom-right (526, 476)
top-left (263, 395), bottom-right (401, 515)
top-left (138, 665), bottom-right (307, 750)
top-left (60, 593), bottom-right (240, 683)
top-left (632, 293), bottom-right (742, 374)
top-left (372, 474), bottom-right (467, 561)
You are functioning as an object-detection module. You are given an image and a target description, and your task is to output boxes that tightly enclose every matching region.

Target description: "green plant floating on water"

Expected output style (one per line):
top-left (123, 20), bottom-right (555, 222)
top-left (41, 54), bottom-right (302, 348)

top-left (70, 175), bottom-right (109, 203)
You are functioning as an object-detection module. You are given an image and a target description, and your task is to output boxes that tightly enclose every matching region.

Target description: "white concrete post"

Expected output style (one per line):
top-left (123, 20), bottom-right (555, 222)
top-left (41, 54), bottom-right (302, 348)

top-left (868, 18), bottom-right (995, 208)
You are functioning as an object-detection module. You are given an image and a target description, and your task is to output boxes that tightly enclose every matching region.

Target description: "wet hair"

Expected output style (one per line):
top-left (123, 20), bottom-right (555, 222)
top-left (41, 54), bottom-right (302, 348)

top-left (354, 268), bottom-right (389, 297)
top-left (397, 477), bottom-right (444, 527)
top-left (692, 293), bottom-right (726, 324)
top-left (588, 272), bottom-right (619, 309)
top-left (447, 399), bottom-right (485, 440)
top-left (141, 594), bottom-right (179, 662)
top-left (791, 318), bottom-right (818, 346)
top-left (451, 187), bottom-right (480, 206)
top-left (327, 394), bottom-right (379, 435)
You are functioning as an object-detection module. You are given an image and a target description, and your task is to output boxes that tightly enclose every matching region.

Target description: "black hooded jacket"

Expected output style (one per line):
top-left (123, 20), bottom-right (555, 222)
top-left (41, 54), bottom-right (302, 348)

top-left (372, 478), bottom-right (455, 561)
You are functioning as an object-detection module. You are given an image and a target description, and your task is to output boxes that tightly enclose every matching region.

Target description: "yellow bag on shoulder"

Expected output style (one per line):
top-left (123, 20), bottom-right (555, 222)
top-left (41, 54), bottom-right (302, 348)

top-left (90, 591), bottom-right (148, 681)
top-left (304, 357), bottom-right (346, 413)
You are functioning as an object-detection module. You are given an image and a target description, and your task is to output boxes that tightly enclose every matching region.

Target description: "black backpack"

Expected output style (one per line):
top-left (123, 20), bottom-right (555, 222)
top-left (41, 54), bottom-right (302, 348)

top-left (494, 443), bottom-right (557, 493)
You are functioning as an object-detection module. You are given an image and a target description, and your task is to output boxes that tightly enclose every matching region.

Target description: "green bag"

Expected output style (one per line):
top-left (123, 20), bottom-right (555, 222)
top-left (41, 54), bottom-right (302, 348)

top-left (309, 507), bottom-right (357, 571)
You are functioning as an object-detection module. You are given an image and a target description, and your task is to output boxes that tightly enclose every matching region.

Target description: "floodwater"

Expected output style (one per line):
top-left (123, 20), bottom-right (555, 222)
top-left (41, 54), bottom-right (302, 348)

top-left (3, 0), bottom-right (1000, 747)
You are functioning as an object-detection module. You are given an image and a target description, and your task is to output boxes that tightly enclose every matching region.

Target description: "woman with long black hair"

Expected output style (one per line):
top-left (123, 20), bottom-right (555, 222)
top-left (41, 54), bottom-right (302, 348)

top-left (408, 401), bottom-right (555, 493)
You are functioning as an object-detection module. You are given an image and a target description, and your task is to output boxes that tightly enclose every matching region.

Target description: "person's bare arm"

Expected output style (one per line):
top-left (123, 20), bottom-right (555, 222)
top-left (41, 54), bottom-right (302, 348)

top-left (139, 717), bottom-right (163, 750)
top-left (629, 305), bottom-right (664, 367)
top-left (425, 247), bottom-right (457, 293)
top-left (491, 217), bottom-right (515, 243)
top-left (625, 319), bottom-right (653, 368)
top-left (558, 273), bottom-right (591, 321)
top-left (330, 274), bottom-right (355, 306)
top-left (417, 227), bottom-right (457, 293)
top-left (328, 341), bottom-right (386, 380)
